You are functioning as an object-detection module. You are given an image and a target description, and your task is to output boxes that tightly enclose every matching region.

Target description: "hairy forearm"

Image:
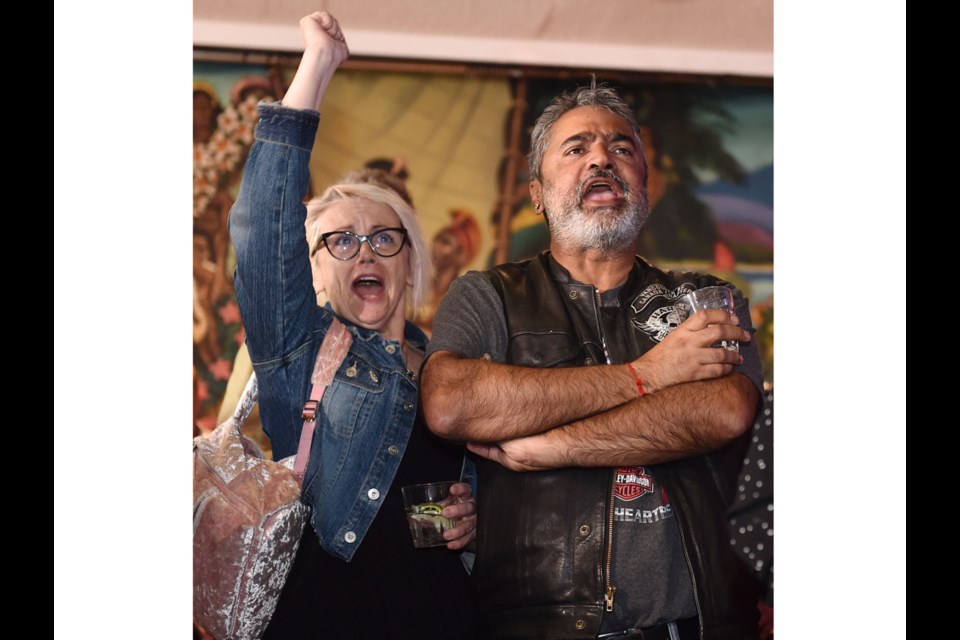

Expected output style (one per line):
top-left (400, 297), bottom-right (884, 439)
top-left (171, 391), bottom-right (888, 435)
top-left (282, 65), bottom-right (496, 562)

top-left (422, 352), bottom-right (638, 441)
top-left (500, 373), bottom-right (759, 469)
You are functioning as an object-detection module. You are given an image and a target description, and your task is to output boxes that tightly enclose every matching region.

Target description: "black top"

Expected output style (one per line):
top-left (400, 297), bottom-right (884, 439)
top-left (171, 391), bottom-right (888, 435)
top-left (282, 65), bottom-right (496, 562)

top-left (263, 415), bottom-right (477, 639)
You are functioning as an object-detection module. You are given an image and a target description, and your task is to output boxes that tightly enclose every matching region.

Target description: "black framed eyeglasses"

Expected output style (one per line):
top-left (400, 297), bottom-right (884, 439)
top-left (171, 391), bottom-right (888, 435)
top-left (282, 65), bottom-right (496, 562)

top-left (312, 227), bottom-right (409, 260)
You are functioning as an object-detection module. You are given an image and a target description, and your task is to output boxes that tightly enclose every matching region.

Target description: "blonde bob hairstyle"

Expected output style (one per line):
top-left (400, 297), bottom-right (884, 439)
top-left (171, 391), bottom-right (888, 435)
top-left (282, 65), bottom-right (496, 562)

top-left (305, 182), bottom-right (432, 320)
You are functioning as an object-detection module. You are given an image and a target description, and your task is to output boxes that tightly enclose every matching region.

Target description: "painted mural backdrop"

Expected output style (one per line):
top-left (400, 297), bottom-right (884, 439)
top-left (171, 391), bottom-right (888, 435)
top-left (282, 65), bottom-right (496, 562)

top-left (193, 60), bottom-right (773, 434)
top-left (193, 63), bottom-right (280, 434)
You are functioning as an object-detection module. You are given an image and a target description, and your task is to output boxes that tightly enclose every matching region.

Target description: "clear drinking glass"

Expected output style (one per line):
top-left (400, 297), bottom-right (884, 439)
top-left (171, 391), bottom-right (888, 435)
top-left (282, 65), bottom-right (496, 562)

top-left (401, 481), bottom-right (458, 548)
top-left (675, 286), bottom-right (740, 353)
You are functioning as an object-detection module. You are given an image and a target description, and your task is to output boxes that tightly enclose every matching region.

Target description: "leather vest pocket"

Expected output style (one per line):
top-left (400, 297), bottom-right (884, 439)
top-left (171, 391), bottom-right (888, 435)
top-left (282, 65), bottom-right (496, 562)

top-left (508, 331), bottom-right (580, 368)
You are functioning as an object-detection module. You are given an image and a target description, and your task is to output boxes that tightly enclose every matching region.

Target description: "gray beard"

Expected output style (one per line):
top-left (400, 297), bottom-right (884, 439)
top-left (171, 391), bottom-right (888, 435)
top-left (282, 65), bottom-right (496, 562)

top-left (545, 185), bottom-right (650, 255)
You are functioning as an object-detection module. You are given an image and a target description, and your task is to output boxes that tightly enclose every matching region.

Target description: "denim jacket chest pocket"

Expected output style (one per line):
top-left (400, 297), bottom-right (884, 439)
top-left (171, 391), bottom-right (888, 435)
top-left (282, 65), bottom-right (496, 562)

top-left (321, 352), bottom-right (390, 438)
top-left (301, 337), bottom-right (419, 559)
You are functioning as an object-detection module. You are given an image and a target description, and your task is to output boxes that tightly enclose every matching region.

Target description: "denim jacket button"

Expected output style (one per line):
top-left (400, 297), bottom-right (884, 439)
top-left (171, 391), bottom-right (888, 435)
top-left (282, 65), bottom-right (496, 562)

top-left (387, 445), bottom-right (400, 456)
top-left (367, 488), bottom-right (381, 500)
top-left (344, 531), bottom-right (357, 543)
top-left (368, 370), bottom-right (379, 383)
top-left (403, 402), bottom-right (414, 412)
top-left (385, 344), bottom-right (397, 355)
top-left (345, 365), bottom-right (358, 378)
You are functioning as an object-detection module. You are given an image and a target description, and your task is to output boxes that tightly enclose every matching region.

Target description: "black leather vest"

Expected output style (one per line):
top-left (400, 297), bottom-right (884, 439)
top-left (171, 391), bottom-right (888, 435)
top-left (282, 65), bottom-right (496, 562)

top-left (472, 252), bottom-right (758, 640)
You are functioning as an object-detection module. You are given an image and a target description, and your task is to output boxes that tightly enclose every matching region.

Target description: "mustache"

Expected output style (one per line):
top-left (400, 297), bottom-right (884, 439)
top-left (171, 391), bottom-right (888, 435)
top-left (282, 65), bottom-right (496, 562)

top-left (576, 169), bottom-right (630, 202)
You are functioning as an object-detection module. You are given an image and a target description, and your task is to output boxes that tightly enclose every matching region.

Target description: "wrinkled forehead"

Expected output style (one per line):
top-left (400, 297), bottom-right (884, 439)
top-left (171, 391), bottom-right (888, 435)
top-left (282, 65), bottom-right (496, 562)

top-left (547, 106), bottom-right (640, 151)
top-left (320, 196), bottom-right (403, 232)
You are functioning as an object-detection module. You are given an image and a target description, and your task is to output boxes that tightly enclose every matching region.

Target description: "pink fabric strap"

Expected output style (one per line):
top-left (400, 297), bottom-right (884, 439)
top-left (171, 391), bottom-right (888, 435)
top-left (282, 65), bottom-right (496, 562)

top-left (293, 320), bottom-right (353, 482)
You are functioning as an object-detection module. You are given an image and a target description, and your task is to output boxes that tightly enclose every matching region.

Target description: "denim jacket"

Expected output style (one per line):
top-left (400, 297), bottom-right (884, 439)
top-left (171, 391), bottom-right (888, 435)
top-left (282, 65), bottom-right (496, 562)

top-left (229, 102), bottom-right (426, 562)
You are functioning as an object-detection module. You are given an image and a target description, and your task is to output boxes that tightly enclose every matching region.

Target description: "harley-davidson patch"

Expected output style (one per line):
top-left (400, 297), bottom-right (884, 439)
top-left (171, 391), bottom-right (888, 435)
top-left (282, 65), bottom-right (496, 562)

top-left (613, 466), bottom-right (654, 501)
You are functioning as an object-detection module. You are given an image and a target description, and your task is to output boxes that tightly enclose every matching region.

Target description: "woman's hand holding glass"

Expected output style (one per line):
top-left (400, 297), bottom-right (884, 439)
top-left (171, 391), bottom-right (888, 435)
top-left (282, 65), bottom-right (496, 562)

top-left (441, 482), bottom-right (477, 550)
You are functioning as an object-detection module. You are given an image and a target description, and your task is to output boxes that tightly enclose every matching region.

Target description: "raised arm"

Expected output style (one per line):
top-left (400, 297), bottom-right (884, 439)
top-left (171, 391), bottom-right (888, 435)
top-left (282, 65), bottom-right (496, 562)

top-left (229, 13), bottom-right (349, 363)
top-left (282, 12), bottom-right (349, 111)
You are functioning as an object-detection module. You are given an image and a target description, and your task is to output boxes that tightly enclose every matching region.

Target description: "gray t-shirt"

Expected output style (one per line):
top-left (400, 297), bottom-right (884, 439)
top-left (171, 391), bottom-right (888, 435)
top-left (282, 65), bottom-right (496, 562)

top-left (427, 271), bottom-right (763, 391)
top-left (428, 268), bottom-right (762, 630)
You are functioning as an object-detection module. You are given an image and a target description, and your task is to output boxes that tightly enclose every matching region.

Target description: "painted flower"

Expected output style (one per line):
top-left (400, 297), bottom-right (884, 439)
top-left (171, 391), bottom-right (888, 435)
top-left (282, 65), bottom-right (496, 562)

top-left (196, 377), bottom-right (210, 402)
top-left (193, 88), bottom-right (273, 218)
top-left (216, 108), bottom-right (239, 133)
top-left (238, 94), bottom-right (262, 121)
top-left (235, 122), bottom-right (254, 144)
top-left (218, 300), bottom-right (241, 324)
top-left (208, 358), bottom-right (234, 381)
top-left (195, 414), bottom-right (217, 433)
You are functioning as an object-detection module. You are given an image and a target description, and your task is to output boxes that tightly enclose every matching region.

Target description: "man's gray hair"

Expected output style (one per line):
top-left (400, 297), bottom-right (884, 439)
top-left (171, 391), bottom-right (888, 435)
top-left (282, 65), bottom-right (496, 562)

top-left (528, 78), bottom-right (644, 182)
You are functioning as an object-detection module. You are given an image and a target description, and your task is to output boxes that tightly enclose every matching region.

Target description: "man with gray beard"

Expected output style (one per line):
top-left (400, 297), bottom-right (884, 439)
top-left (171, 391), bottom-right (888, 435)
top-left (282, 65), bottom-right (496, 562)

top-left (422, 81), bottom-right (763, 640)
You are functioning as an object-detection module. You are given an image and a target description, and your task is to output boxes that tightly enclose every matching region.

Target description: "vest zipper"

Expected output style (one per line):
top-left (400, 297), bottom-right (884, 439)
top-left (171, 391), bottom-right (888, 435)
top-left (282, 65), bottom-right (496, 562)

top-left (673, 489), bottom-right (705, 639)
top-left (593, 288), bottom-right (612, 365)
top-left (597, 288), bottom-right (615, 611)
top-left (604, 470), bottom-right (617, 612)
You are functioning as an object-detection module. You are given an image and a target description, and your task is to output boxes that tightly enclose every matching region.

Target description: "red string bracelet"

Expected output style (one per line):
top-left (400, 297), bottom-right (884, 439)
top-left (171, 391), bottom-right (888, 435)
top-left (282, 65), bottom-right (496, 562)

top-left (626, 363), bottom-right (646, 397)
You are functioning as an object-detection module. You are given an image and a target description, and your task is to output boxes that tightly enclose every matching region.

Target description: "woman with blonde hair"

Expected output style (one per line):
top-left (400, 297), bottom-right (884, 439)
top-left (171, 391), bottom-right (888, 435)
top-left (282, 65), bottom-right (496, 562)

top-left (228, 11), bottom-right (477, 638)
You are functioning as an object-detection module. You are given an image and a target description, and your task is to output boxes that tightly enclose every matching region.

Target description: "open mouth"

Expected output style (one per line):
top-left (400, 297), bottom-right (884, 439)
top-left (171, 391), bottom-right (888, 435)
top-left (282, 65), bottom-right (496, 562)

top-left (352, 274), bottom-right (384, 298)
top-left (581, 176), bottom-right (623, 203)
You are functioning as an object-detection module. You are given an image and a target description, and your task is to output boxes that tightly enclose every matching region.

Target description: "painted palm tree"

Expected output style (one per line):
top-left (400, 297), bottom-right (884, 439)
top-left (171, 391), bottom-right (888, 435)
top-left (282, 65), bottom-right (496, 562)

top-left (625, 83), bottom-right (748, 260)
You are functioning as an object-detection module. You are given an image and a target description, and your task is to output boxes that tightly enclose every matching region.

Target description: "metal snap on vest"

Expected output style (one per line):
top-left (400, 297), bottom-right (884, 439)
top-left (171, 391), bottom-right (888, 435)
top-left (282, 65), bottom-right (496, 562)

top-left (367, 488), bottom-right (380, 500)
top-left (404, 402), bottom-right (415, 412)
top-left (584, 357), bottom-right (594, 366)
top-left (574, 619), bottom-right (586, 630)
top-left (568, 290), bottom-right (579, 299)
top-left (579, 524), bottom-right (591, 536)
top-left (368, 370), bottom-right (379, 383)
top-left (385, 344), bottom-right (397, 355)
top-left (387, 445), bottom-right (400, 456)
top-left (345, 365), bottom-right (358, 378)
top-left (344, 531), bottom-right (357, 543)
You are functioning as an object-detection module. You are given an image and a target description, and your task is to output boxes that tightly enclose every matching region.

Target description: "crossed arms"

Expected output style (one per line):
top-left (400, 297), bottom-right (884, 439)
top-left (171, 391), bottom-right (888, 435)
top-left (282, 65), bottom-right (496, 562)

top-left (421, 308), bottom-right (760, 471)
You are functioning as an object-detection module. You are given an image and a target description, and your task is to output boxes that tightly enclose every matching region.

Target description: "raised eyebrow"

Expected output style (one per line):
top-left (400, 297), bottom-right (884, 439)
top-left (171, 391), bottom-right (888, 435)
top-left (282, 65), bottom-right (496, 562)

top-left (361, 226), bottom-right (401, 239)
top-left (608, 133), bottom-right (639, 147)
top-left (331, 225), bottom-right (393, 236)
top-left (323, 225), bottom-right (358, 234)
top-left (558, 132), bottom-right (594, 149)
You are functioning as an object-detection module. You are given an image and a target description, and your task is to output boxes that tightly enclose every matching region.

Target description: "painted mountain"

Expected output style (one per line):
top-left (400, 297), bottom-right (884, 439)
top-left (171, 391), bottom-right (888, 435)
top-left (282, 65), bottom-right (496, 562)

top-left (696, 164), bottom-right (773, 263)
